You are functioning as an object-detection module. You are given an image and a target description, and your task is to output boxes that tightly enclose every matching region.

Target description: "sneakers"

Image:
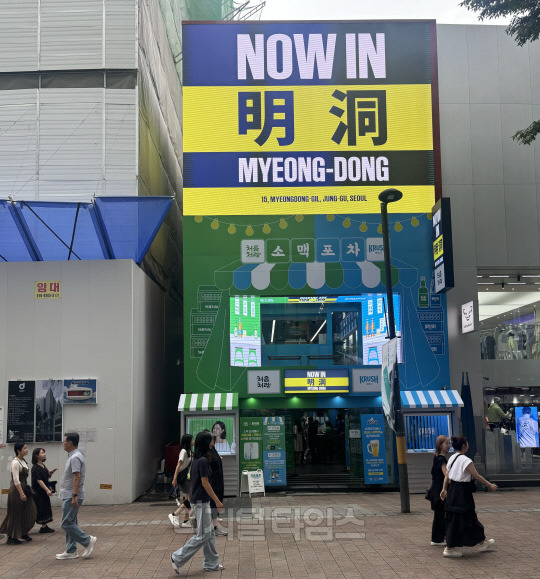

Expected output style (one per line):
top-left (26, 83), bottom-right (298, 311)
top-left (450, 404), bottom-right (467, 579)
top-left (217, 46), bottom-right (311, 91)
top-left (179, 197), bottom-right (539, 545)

top-left (6, 537), bottom-right (23, 545)
top-left (81, 535), bottom-right (97, 558)
top-left (443, 547), bottom-right (462, 558)
top-left (430, 541), bottom-right (446, 546)
top-left (171, 557), bottom-right (180, 575)
top-left (478, 538), bottom-right (495, 552)
top-left (168, 513), bottom-right (180, 527)
top-left (56, 551), bottom-right (79, 560)
top-left (214, 526), bottom-right (228, 536)
top-left (205, 564), bottom-right (225, 572)
top-left (39, 526), bottom-right (55, 534)
top-left (181, 520), bottom-right (192, 528)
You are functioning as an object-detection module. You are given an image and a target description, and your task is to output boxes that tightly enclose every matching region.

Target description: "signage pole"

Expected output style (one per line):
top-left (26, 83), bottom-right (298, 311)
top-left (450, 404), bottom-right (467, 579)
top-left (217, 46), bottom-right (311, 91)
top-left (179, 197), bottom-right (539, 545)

top-left (378, 188), bottom-right (410, 514)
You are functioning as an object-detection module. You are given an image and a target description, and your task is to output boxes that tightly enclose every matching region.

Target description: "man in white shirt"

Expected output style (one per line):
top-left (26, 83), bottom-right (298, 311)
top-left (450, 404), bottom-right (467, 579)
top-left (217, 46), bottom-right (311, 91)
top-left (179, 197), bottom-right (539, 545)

top-left (517, 407), bottom-right (539, 448)
top-left (56, 432), bottom-right (97, 560)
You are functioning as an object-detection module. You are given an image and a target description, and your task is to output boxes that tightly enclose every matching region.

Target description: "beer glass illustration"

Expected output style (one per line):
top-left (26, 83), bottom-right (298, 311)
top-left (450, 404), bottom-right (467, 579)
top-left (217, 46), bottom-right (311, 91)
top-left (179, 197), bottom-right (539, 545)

top-left (367, 439), bottom-right (380, 457)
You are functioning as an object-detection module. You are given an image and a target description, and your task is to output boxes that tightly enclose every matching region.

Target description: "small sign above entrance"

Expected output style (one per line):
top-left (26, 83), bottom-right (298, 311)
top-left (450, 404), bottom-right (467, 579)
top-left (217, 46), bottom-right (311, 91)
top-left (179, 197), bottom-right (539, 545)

top-left (284, 369), bottom-right (349, 394)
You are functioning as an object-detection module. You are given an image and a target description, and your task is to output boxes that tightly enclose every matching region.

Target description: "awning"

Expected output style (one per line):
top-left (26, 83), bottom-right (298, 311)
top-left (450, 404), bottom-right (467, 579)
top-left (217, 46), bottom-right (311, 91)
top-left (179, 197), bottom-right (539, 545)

top-left (178, 392), bottom-right (238, 412)
top-left (0, 197), bottom-right (173, 264)
top-left (401, 390), bottom-right (464, 409)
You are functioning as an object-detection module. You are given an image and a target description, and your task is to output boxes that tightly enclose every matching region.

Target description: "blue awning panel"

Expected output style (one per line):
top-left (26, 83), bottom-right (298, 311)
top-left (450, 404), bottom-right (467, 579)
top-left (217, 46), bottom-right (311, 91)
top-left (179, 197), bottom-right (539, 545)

top-left (401, 390), bottom-right (464, 409)
top-left (0, 197), bottom-right (173, 264)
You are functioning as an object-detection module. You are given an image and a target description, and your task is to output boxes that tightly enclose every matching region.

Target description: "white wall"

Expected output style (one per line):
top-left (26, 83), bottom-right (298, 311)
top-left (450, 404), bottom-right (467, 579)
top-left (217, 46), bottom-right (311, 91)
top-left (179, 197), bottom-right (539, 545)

top-left (0, 260), bottom-right (169, 505)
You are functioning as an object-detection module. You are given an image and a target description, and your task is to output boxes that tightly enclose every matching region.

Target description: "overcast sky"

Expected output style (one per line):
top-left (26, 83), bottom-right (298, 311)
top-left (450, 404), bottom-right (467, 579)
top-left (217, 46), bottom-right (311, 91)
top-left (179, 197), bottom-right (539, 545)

top-left (261, 0), bottom-right (510, 25)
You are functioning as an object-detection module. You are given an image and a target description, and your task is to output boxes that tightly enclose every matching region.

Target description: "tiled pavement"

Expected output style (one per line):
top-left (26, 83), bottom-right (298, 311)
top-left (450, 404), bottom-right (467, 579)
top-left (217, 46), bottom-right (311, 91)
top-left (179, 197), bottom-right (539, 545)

top-left (1, 488), bottom-right (540, 578)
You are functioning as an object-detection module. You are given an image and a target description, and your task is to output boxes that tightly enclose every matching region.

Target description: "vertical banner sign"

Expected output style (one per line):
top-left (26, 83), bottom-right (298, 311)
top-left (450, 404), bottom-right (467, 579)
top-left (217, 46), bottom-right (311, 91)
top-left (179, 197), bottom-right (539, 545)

top-left (182, 21), bottom-right (440, 216)
top-left (7, 381), bottom-right (36, 443)
top-left (361, 414), bottom-right (388, 484)
top-left (262, 417), bottom-right (287, 486)
top-left (240, 417), bottom-right (263, 472)
top-left (381, 338), bottom-right (397, 431)
top-left (432, 198), bottom-right (454, 293)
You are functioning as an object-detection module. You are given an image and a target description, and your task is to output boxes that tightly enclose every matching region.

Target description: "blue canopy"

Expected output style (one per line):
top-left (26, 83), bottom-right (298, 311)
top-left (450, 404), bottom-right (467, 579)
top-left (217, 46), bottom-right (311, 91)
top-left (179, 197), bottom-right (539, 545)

top-left (0, 197), bottom-right (173, 264)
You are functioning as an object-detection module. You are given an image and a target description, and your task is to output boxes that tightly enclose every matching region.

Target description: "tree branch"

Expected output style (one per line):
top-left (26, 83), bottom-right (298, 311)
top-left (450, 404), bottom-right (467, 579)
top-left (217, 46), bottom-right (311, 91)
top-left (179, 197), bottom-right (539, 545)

top-left (512, 119), bottom-right (540, 145)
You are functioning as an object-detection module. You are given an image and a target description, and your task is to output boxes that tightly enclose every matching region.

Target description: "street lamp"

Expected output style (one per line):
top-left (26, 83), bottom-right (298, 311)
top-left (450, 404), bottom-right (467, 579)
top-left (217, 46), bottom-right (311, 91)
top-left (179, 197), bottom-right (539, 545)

top-left (378, 188), bottom-right (410, 514)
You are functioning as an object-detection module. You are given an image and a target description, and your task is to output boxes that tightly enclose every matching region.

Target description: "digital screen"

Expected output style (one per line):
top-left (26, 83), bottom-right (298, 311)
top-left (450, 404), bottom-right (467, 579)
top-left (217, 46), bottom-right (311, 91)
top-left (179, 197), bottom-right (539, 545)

top-left (515, 407), bottom-right (539, 448)
top-left (231, 294), bottom-right (402, 367)
top-left (183, 21), bottom-right (438, 216)
top-left (186, 416), bottom-right (236, 455)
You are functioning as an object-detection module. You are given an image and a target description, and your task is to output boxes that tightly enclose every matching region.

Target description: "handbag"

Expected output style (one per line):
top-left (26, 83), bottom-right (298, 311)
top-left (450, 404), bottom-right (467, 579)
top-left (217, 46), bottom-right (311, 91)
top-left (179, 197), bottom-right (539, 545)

top-left (425, 486), bottom-right (433, 501)
top-left (23, 485), bottom-right (36, 498)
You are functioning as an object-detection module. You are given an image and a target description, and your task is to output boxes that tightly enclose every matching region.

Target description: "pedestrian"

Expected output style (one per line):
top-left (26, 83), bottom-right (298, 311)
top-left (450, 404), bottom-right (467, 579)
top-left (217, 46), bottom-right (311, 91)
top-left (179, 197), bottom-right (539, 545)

top-left (307, 416), bottom-right (318, 464)
top-left (440, 435), bottom-right (497, 558)
top-left (293, 419), bottom-right (304, 466)
top-left (56, 432), bottom-right (97, 560)
top-left (169, 434), bottom-right (194, 529)
top-left (426, 435), bottom-right (450, 546)
top-left (171, 431), bottom-right (224, 574)
top-left (0, 442), bottom-right (37, 545)
top-left (208, 433), bottom-right (227, 536)
top-left (31, 447), bottom-right (57, 533)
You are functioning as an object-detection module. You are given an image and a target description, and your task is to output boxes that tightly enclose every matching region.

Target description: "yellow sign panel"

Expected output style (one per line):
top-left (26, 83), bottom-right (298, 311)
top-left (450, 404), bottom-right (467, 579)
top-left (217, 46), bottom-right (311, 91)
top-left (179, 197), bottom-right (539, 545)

top-left (433, 235), bottom-right (443, 261)
top-left (99, 483), bottom-right (113, 490)
top-left (184, 85), bottom-right (433, 153)
top-left (35, 281), bottom-right (61, 299)
top-left (1, 489), bottom-right (9, 495)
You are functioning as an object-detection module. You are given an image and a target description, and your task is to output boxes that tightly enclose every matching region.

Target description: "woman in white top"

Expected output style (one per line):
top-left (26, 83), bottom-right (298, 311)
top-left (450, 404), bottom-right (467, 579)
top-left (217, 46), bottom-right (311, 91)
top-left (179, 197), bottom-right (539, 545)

top-left (169, 434), bottom-right (194, 529)
top-left (440, 435), bottom-right (497, 558)
top-left (0, 442), bottom-right (37, 545)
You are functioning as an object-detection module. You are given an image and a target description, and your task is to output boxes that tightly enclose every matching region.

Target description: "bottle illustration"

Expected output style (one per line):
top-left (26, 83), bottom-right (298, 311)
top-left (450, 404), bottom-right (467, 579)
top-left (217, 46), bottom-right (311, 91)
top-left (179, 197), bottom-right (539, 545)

top-left (371, 320), bottom-right (375, 336)
top-left (418, 276), bottom-right (429, 308)
top-left (365, 320), bottom-right (369, 336)
top-left (234, 322), bottom-right (238, 337)
top-left (239, 318), bottom-right (242, 335)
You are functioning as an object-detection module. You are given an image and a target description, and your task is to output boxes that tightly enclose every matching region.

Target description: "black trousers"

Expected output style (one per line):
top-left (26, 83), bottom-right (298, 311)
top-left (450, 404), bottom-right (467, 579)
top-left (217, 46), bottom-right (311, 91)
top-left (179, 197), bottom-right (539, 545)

top-left (431, 499), bottom-right (446, 543)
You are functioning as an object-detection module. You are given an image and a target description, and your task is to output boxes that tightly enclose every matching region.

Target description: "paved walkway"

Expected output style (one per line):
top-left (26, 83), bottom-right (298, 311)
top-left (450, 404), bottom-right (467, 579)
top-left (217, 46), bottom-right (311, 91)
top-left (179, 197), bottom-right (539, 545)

top-left (1, 488), bottom-right (540, 578)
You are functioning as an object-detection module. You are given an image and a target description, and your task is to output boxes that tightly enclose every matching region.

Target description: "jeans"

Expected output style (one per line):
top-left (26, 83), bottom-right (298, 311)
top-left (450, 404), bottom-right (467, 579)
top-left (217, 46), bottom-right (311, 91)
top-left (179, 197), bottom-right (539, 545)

top-left (61, 499), bottom-right (91, 554)
top-left (171, 502), bottom-right (220, 571)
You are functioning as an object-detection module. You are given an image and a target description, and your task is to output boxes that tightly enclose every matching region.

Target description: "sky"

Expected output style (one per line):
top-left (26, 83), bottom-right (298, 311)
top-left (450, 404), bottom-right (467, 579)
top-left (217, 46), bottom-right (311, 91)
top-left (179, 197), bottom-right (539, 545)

top-left (261, 0), bottom-right (510, 25)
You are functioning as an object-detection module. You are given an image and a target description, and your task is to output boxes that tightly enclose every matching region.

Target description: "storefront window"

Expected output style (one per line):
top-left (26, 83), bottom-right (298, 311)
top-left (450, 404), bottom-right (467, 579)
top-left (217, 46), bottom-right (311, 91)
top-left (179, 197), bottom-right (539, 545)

top-left (483, 387), bottom-right (540, 477)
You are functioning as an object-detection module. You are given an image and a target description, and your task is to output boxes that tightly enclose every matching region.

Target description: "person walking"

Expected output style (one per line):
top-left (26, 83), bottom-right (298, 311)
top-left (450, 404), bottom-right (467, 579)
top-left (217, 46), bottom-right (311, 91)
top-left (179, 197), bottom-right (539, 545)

top-left (208, 433), bottom-right (227, 537)
top-left (171, 431), bottom-right (224, 574)
top-left (440, 435), bottom-right (497, 558)
top-left (0, 442), bottom-right (37, 545)
top-left (31, 448), bottom-right (57, 533)
top-left (56, 432), bottom-right (97, 560)
top-left (169, 434), bottom-right (194, 529)
top-left (294, 419), bottom-right (304, 466)
top-left (426, 435), bottom-right (450, 546)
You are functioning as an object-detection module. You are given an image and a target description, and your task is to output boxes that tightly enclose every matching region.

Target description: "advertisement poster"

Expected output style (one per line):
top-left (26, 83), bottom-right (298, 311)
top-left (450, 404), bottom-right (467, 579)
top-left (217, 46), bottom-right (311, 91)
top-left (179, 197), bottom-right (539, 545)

top-left (230, 295), bottom-right (261, 367)
top-left (0, 406), bottom-right (4, 445)
top-left (361, 414), bottom-right (388, 484)
top-left (239, 417), bottom-right (263, 472)
top-left (381, 338), bottom-right (397, 431)
top-left (7, 381), bottom-right (35, 443)
top-left (63, 379), bottom-right (97, 405)
top-left (262, 416), bottom-right (287, 486)
top-left (35, 380), bottom-right (63, 442)
top-left (186, 416), bottom-right (236, 455)
top-left (516, 407), bottom-right (539, 448)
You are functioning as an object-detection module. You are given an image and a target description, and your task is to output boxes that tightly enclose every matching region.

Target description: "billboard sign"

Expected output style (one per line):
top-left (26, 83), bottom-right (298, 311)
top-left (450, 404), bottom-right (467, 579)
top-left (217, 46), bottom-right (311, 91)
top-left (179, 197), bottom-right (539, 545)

top-left (183, 21), bottom-right (440, 216)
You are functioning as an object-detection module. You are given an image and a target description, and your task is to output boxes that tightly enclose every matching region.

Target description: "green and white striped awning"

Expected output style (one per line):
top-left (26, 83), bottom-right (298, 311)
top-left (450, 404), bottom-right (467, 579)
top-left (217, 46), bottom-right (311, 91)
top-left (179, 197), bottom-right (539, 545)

top-left (178, 392), bottom-right (238, 412)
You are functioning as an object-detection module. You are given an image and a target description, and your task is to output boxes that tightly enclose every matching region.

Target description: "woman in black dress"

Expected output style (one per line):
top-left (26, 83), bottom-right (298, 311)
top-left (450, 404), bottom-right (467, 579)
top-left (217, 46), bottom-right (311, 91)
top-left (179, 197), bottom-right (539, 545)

top-left (31, 448), bottom-right (57, 533)
top-left (427, 435), bottom-right (450, 546)
top-left (440, 435), bottom-right (498, 558)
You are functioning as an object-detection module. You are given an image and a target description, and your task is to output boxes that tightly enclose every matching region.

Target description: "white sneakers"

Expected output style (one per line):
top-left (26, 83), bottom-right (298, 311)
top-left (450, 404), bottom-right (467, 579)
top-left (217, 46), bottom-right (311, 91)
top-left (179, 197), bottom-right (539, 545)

top-left (81, 536), bottom-right (97, 558)
top-left (430, 541), bottom-right (446, 546)
top-left (56, 551), bottom-right (79, 560)
top-left (443, 547), bottom-right (462, 558)
top-left (168, 513), bottom-right (180, 527)
top-left (214, 526), bottom-right (228, 536)
top-left (181, 521), bottom-right (192, 528)
top-left (478, 538), bottom-right (495, 551)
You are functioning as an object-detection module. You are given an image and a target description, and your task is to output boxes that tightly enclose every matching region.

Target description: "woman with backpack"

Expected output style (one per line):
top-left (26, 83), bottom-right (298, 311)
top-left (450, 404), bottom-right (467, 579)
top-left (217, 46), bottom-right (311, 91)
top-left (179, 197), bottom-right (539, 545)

top-left (168, 434), bottom-right (194, 529)
top-left (171, 431), bottom-right (224, 574)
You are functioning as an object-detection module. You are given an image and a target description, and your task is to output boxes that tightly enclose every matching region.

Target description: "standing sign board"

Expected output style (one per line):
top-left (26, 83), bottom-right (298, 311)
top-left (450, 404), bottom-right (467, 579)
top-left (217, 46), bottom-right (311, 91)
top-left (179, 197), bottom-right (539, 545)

top-left (240, 469), bottom-right (266, 497)
top-left (262, 417), bottom-right (287, 486)
top-left (381, 339), bottom-right (397, 431)
top-left (361, 414), bottom-right (388, 484)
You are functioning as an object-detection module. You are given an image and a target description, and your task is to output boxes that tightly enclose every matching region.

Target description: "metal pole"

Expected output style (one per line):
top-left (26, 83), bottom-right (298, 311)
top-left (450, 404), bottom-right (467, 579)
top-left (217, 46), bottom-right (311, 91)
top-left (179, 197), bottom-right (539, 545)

top-left (380, 197), bottom-right (410, 514)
